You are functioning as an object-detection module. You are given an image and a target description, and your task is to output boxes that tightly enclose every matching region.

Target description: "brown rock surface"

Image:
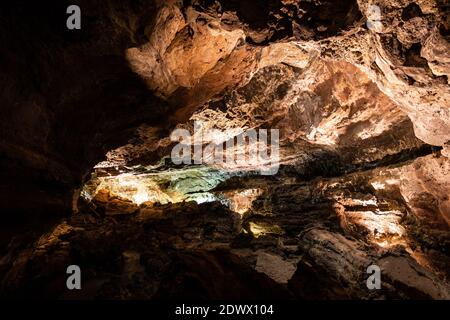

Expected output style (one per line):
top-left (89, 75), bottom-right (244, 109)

top-left (0, 0), bottom-right (449, 299)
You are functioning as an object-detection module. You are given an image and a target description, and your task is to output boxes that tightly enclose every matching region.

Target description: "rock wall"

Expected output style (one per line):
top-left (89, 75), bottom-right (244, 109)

top-left (0, 0), bottom-right (449, 299)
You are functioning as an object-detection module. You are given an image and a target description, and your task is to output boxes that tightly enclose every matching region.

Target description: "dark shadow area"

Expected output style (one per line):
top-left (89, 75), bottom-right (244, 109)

top-left (0, 1), bottom-right (169, 219)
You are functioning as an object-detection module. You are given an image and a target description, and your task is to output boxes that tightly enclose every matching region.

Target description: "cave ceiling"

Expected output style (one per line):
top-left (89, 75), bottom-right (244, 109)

top-left (0, 0), bottom-right (449, 300)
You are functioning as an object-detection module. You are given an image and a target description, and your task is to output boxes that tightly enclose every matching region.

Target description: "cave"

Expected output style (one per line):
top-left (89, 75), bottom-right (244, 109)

top-left (0, 0), bottom-right (449, 303)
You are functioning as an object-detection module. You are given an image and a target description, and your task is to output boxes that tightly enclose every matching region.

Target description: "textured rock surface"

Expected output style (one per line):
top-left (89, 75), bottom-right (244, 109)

top-left (0, 0), bottom-right (449, 299)
top-left (2, 154), bottom-right (449, 299)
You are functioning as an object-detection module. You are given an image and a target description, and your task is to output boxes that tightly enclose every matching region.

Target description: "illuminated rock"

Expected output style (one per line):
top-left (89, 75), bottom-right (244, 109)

top-left (1, 0), bottom-right (449, 300)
